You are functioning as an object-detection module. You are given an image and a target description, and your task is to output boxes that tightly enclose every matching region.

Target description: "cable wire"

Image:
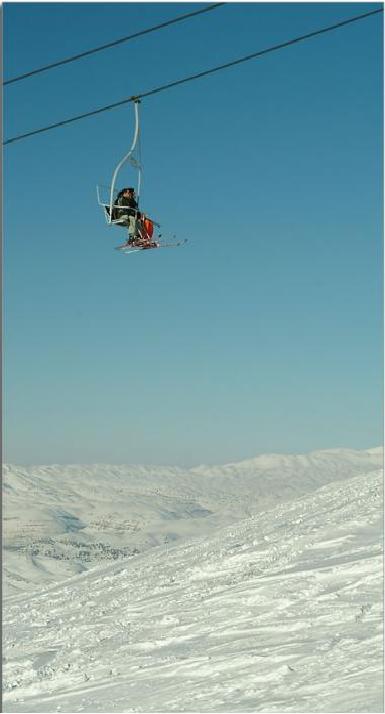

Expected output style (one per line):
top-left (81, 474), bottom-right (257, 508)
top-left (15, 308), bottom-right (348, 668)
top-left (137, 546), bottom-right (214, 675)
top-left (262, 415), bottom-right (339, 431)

top-left (4, 3), bottom-right (226, 86)
top-left (4, 7), bottom-right (382, 146)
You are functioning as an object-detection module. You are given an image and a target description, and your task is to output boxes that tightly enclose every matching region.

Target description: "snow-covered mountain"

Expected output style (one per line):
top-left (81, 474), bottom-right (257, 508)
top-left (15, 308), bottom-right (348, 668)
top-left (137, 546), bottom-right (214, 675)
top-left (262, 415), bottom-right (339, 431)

top-left (3, 448), bottom-right (382, 595)
top-left (3, 463), bottom-right (383, 713)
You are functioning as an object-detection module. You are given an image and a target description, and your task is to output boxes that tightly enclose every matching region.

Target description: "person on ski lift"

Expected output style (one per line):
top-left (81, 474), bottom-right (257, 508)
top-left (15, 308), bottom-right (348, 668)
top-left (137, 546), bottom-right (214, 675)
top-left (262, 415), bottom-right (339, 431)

top-left (115, 187), bottom-right (141, 240)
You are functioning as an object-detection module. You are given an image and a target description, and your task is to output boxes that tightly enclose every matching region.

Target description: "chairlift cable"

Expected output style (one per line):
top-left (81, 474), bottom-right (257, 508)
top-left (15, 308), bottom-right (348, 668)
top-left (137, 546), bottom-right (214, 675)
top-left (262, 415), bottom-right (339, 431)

top-left (3, 7), bottom-right (383, 146)
top-left (4, 3), bottom-right (226, 86)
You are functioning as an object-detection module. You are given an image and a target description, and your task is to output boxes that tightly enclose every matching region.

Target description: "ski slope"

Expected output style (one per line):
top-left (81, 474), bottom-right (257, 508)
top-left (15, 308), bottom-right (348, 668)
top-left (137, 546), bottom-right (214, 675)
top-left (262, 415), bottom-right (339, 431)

top-left (2, 448), bottom-right (383, 713)
top-left (3, 448), bottom-right (382, 595)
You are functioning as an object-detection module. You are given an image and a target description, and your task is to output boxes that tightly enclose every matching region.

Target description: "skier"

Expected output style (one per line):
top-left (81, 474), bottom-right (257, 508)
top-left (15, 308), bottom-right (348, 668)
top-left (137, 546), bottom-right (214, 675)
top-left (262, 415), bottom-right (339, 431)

top-left (114, 187), bottom-right (141, 241)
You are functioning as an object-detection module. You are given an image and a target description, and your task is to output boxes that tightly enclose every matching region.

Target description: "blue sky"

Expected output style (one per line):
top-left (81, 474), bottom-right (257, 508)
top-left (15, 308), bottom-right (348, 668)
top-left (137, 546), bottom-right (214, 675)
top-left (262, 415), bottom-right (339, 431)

top-left (4, 2), bottom-right (383, 465)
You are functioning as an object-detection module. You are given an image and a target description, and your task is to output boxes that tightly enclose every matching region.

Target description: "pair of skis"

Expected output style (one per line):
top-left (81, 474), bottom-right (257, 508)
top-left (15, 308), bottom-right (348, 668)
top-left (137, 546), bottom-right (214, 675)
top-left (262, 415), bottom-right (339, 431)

top-left (115, 238), bottom-right (187, 254)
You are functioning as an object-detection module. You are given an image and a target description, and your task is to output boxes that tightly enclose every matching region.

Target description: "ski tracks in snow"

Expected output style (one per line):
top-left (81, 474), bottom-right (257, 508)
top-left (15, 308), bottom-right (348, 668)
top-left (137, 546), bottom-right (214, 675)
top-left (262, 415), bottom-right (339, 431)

top-left (3, 470), bottom-right (383, 712)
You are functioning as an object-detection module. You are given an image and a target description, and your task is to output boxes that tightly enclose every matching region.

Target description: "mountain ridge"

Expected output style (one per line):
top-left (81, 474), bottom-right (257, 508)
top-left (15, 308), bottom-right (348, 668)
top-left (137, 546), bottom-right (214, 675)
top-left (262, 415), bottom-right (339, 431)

top-left (3, 447), bottom-right (383, 596)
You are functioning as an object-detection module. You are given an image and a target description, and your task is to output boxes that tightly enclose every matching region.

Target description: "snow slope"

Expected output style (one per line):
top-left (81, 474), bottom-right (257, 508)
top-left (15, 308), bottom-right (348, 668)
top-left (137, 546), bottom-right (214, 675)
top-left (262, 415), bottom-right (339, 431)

top-left (3, 448), bottom-right (382, 595)
top-left (3, 465), bottom-right (383, 713)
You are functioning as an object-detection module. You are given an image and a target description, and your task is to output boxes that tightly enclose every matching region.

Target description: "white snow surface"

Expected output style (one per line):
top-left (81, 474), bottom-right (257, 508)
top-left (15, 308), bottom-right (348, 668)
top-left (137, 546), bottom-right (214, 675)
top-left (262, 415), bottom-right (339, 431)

top-left (2, 448), bottom-right (384, 712)
top-left (3, 448), bottom-right (382, 596)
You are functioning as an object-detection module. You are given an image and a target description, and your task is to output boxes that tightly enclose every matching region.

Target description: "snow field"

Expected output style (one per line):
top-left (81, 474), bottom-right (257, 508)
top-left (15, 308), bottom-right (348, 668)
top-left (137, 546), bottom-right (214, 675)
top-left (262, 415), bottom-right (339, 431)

top-left (3, 448), bottom-right (383, 596)
top-left (3, 466), bottom-right (383, 713)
